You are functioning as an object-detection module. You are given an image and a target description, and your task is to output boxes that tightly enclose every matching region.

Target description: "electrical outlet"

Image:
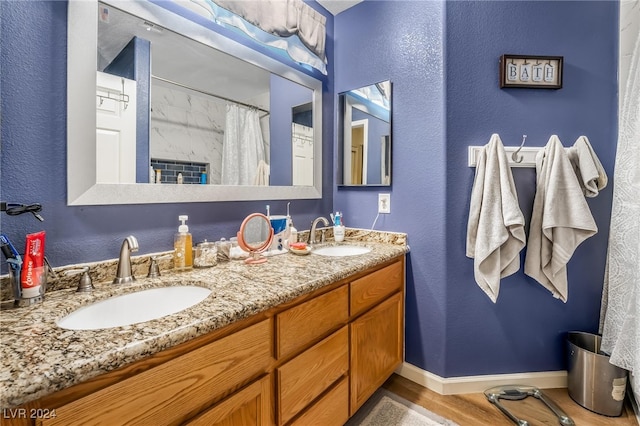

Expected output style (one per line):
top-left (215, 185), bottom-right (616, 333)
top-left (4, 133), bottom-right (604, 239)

top-left (378, 193), bottom-right (391, 214)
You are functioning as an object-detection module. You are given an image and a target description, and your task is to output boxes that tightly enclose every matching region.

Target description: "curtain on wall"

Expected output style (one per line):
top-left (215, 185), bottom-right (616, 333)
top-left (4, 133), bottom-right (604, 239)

top-left (176, 0), bottom-right (327, 74)
top-left (221, 104), bottom-right (267, 185)
top-left (600, 0), bottom-right (640, 406)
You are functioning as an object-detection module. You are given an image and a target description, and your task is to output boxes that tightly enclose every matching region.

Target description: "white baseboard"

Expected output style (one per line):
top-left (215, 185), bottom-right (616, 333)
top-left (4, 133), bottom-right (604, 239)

top-left (395, 362), bottom-right (568, 395)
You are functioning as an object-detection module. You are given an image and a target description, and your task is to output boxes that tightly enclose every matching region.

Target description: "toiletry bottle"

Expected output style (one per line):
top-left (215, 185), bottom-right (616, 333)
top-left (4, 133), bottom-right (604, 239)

top-left (173, 215), bottom-right (193, 270)
top-left (285, 202), bottom-right (297, 247)
top-left (287, 218), bottom-right (298, 246)
top-left (334, 213), bottom-right (345, 242)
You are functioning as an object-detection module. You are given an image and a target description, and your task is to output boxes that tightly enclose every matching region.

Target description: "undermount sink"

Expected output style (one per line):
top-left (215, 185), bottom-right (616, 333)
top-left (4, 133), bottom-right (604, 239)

top-left (312, 245), bottom-right (371, 257)
top-left (57, 286), bottom-right (212, 330)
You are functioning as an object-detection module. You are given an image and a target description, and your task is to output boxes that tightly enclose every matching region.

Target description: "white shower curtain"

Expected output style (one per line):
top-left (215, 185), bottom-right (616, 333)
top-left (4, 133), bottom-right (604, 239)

top-left (600, 0), bottom-right (640, 405)
top-left (221, 104), bottom-right (267, 185)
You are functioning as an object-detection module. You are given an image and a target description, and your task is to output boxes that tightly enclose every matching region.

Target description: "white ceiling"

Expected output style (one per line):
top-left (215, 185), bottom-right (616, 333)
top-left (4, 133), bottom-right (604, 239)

top-left (316, 0), bottom-right (363, 15)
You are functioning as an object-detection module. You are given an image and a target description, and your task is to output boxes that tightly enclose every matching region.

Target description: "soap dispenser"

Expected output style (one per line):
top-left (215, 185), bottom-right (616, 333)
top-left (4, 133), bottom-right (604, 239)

top-left (173, 215), bottom-right (193, 270)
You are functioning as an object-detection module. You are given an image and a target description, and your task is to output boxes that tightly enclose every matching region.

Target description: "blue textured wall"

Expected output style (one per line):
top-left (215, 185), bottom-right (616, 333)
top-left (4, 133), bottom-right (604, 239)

top-left (103, 36), bottom-right (151, 183)
top-left (0, 0), bottom-right (334, 268)
top-left (335, 0), bottom-right (617, 377)
top-left (444, 1), bottom-right (617, 377)
top-left (270, 74), bottom-right (314, 186)
top-left (335, 0), bottom-right (449, 375)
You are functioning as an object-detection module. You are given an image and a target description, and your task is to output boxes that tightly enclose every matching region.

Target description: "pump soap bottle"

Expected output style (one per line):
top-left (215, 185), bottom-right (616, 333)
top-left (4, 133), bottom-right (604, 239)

top-left (173, 215), bottom-right (193, 270)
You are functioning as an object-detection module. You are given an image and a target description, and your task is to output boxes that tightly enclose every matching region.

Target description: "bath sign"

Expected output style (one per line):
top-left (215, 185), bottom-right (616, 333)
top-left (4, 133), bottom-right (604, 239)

top-left (500, 55), bottom-right (563, 89)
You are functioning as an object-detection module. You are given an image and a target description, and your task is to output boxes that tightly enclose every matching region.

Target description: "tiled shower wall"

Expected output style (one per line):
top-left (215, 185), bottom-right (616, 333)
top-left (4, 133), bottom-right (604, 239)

top-left (150, 84), bottom-right (225, 184)
top-left (150, 158), bottom-right (207, 184)
top-left (150, 84), bottom-right (272, 184)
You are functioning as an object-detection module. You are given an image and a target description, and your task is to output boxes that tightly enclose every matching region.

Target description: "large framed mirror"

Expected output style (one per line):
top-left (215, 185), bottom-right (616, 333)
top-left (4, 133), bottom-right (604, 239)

top-left (338, 81), bottom-right (391, 186)
top-left (67, 0), bottom-right (323, 205)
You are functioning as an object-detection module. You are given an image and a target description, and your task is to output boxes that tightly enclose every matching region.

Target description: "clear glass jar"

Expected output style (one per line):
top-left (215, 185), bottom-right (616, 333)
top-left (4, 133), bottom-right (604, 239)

top-left (194, 240), bottom-right (217, 268)
top-left (216, 238), bottom-right (231, 262)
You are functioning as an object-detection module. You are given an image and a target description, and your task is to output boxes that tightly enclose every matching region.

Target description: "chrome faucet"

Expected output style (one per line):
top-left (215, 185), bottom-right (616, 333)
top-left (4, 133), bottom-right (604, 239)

top-left (308, 216), bottom-right (330, 245)
top-left (113, 235), bottom-right (139, 284)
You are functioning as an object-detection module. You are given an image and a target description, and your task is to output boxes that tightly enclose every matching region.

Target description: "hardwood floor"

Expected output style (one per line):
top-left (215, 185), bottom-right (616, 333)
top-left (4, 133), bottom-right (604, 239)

top-left (382, 374), bottom-right (639, 426)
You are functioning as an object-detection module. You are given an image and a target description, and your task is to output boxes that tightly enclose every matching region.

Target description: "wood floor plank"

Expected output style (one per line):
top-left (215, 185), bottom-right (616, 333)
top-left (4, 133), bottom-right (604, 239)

top-left (382, 374), bottom-right (638, 426)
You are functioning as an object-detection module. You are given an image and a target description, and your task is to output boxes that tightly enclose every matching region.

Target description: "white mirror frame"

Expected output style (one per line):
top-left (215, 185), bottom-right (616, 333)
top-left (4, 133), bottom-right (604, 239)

top-left (67, 0), bottom-right (322, 205)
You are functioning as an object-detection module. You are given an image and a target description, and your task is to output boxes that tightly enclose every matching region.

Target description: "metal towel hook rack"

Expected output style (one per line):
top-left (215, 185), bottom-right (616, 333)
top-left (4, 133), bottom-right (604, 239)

top-left (512, 135), bottom-right (527, 163)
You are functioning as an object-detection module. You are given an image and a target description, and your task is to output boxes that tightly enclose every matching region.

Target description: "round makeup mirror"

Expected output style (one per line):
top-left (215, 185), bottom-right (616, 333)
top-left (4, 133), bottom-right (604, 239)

top-left (237, 213), bottom-right (274, 264)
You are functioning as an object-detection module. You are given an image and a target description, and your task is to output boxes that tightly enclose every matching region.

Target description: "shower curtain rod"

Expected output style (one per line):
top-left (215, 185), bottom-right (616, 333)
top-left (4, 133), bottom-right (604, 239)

top-left (151, 75), bottom-right (270, 116)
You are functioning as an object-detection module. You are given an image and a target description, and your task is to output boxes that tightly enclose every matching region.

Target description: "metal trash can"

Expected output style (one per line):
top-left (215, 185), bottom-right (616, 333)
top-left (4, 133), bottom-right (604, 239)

top-left (567, 331), bottom-right (628, 416)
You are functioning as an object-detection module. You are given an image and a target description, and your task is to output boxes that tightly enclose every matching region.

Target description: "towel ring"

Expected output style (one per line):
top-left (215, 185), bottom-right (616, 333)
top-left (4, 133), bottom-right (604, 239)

top-left (512, 135), bottom-right (527, 163)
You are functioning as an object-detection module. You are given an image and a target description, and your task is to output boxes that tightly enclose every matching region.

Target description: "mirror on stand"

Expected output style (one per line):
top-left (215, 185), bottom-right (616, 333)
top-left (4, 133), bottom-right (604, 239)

top-left (236, 213), bottom-right (274, 264)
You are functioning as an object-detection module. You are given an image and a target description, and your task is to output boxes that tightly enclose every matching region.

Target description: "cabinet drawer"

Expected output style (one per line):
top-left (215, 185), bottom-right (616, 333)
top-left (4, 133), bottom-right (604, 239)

top-left (39, 319), bottom-right (273, 426)
top-left (184, 375), bottom-right (272, 426)
top-left (277, 326), bottom-right (349, 425)
top-left (290, 376), bottom-right (349, 426)
top-left (276, 285), bottom-right (348, 359)
top-left (350, 260), bottom-right (403, 317)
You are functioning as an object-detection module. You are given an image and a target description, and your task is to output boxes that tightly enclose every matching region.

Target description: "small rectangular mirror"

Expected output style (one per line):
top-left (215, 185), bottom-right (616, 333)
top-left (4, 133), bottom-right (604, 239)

top-left (338, 80), bottom-right (392, 186)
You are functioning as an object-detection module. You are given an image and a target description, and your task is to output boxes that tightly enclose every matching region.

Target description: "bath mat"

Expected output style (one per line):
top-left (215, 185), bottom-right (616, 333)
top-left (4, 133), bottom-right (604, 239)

top-left (347, 388), bottom-right (459, 426)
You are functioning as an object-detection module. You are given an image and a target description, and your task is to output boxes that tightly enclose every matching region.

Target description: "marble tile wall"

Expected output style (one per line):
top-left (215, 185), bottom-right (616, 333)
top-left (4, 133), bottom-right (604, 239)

top-left (150, 84), bottom-right (225, 184)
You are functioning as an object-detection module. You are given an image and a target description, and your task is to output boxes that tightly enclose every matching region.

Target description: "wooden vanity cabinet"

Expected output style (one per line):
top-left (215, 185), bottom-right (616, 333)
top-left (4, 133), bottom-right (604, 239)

top-left (16, 256), bottom-right (404, 426)
top-left (36, 319), bottom-right (273, 426)
top-left (278, 258), bottom-right (405, 424)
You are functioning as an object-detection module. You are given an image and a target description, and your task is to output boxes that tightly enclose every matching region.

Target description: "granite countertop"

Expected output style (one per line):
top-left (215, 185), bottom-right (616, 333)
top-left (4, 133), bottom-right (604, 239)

top-left (0, 229), bottom-right (408, 409)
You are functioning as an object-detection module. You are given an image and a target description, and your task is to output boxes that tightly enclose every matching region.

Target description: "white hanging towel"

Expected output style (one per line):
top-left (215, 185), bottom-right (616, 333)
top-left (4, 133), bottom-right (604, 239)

top-left (567, 135), bottom-right (608, 197)
top-left (253, 160), bottom-right (270, 186)
top-left (466, 134), bottom-right (526, 302)
top-left (524, 135), bottom-right (598, 302)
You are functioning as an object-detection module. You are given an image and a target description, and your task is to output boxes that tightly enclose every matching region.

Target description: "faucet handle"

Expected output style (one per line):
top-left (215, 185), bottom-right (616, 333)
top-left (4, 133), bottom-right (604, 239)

top-left (65, 266), bottom-right (94, 293)
top-left (147, 254), bottom-right (172, 278)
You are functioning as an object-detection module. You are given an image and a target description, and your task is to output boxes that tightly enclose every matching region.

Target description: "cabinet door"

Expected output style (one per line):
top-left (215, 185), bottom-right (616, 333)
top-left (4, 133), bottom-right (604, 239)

top-left (185, 375), bottom-right (272, 426)
top-left (350, 293), bottom-right (403, 415)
